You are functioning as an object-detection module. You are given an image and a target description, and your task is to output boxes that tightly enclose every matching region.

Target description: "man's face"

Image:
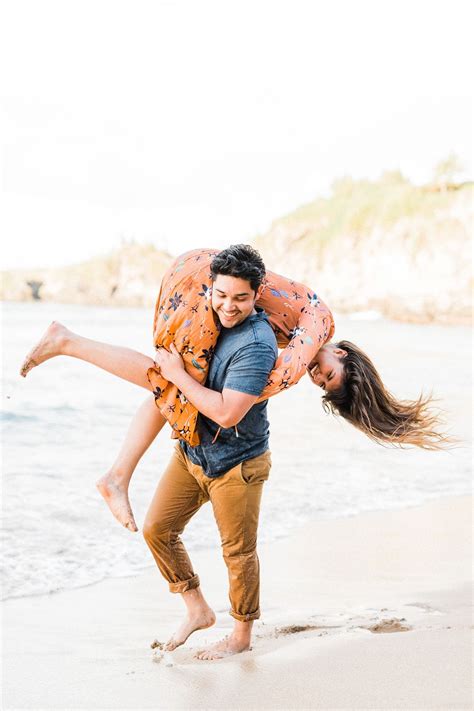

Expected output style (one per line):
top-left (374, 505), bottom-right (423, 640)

top-left (211, 274), bottom-right (262, 328)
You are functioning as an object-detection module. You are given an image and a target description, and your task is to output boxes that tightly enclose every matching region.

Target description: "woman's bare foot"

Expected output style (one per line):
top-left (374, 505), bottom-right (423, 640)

top-left (165, 609), bottom-right (216, 652)
top-left (20, 321), bottom-right (70, 377)
top-left (96, 473), bottom-right (138, 532)
top-left (195, 633), bottom-right (251, 661)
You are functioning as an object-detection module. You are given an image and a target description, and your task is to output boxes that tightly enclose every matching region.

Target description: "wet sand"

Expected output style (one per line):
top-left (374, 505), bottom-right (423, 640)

top-left (2, 494), bottom-right (472, 710)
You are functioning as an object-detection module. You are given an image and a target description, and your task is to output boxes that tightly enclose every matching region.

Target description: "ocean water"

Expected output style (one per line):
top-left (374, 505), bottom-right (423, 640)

top-left (1, 301), bottom-right (471, 601)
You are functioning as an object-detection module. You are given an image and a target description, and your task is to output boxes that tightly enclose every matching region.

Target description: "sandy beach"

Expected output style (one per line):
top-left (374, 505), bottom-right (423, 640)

top-left (2, 494), bottom-right (472, 710)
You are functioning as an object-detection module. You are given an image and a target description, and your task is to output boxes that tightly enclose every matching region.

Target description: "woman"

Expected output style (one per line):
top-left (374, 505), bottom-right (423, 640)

top-left (20, 247), bottom-right (448, 532)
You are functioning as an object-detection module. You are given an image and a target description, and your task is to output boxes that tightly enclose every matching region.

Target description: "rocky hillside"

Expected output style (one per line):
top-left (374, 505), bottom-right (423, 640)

top-left (254, 175), bottom-right (472, 324)
top-left (2, 176), bottom-right (472, 323)
top-left (1, 242), bottom-right (173, 308)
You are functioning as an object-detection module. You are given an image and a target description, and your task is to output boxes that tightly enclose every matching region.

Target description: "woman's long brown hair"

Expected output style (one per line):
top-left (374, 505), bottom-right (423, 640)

top-left (322, 341), bottom-right (452, 450)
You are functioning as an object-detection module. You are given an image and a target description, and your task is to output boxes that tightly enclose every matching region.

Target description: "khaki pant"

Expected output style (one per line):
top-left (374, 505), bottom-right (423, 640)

top-left (143, 443), bottom-right (272, 621)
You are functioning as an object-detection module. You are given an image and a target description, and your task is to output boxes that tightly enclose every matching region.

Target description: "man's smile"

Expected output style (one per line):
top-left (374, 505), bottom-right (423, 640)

top-left (220, 310), bottom-right (240, 320)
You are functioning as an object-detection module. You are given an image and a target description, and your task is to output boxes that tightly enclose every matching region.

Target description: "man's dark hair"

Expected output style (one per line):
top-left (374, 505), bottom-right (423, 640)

top-left (210, 244), bottom-right (266, 293)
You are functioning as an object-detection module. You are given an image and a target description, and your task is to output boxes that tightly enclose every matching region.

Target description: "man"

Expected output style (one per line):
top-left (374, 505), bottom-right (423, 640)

top-left (144, 244), bottom-right (278, 661)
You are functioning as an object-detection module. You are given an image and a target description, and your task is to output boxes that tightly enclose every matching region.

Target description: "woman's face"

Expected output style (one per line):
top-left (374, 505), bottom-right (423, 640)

top-left (307, 344), bottom-right (347, 392)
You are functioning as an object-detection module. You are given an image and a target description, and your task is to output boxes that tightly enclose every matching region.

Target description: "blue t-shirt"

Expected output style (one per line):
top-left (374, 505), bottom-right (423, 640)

top-left (180, 307), bottom-right (277, 477)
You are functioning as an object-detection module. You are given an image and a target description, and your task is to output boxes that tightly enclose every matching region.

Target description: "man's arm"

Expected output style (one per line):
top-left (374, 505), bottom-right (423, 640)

top-left (154, 344), bottom-right (259, 428)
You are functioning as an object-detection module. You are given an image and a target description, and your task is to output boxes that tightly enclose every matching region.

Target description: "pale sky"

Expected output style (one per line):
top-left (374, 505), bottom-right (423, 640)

top-left (1, 0), bottom-right (472, 269)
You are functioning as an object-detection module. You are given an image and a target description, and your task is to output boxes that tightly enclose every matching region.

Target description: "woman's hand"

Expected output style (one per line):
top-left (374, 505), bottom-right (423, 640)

top-left (154, 343), bottom-right (185, 383)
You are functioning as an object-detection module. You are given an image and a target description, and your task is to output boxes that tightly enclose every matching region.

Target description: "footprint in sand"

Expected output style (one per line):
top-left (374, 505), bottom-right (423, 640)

top-left (361, 618), bottom-right (412, 633)
top-left (275, 624), bottom-right (321, 635)
top-left (405, 602), bottom-right (443, 615)
top-left (150, 640), bottom-right (175, 666)
top-left (273, 623), bottom-right (341, 638)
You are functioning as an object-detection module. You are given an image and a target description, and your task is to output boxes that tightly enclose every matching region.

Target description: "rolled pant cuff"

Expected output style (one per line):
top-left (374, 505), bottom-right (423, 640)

top-left (229, 608), bottom-right (260, 622)
top-left (168, 574), bottom-right (200, 594)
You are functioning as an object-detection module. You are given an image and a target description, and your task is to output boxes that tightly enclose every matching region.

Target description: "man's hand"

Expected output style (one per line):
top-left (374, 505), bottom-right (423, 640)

top-left (153, 344), bottom-right (258, 428)
top-left (154, 343), bottom-right (185, 383)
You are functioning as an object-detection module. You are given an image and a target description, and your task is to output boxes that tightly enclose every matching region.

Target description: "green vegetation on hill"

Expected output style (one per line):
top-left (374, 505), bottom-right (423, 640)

top-left (254, 172), bottom-right (472, 324)
top-left (269, 172), bottom-right (472, 249)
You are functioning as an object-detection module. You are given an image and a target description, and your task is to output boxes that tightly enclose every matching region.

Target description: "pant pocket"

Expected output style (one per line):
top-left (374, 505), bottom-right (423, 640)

top-left (239, 450), bottom-right (272, 485)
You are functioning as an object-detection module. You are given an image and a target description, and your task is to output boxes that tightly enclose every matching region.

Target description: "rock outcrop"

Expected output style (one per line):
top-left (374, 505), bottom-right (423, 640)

top-left (254, 179), bottom-right (472, 324)
top-left (1, 243), bottom-right (173, 308)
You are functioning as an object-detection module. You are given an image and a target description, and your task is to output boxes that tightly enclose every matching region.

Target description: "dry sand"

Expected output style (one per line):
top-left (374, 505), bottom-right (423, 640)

top-left (2, 494), bottom-right (472, 710)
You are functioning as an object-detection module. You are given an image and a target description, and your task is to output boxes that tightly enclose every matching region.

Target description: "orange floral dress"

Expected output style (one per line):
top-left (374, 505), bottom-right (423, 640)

top-left (147, 248), bottom-right (335, 445)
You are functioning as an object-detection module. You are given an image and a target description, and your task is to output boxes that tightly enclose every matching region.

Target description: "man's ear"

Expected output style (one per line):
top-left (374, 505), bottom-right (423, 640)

top-left (255, 283), bottom-right (265, 301)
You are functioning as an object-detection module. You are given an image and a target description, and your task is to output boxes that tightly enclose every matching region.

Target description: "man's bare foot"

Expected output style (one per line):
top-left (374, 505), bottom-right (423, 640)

top-left (165, 609), bottom-right (216, 652)
top-left (195, 633), bottom-right (251, 661)
top-left (96, 473), bottom-right (138, 532)
top-left (20, 321), bottom-right (70, 377)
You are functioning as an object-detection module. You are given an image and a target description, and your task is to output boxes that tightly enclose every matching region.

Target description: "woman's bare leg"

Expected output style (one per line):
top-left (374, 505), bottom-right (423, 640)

top-left (97, 396), bottom-right (167, 532)
top-left (20, 321), bottom-right (155, 389)
top-left (20, 321), bottom-right (167, 531)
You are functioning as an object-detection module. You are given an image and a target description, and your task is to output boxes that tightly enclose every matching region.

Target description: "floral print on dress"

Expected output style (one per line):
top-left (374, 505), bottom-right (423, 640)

top-left (168, 292), bottom-right (184, 311)
top-left (147, 248), bottom-right (335, 446)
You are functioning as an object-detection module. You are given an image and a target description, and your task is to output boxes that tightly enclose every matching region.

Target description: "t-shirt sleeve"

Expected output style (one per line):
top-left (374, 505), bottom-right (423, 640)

top-left (223, 343), bottom-right (277, 396)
